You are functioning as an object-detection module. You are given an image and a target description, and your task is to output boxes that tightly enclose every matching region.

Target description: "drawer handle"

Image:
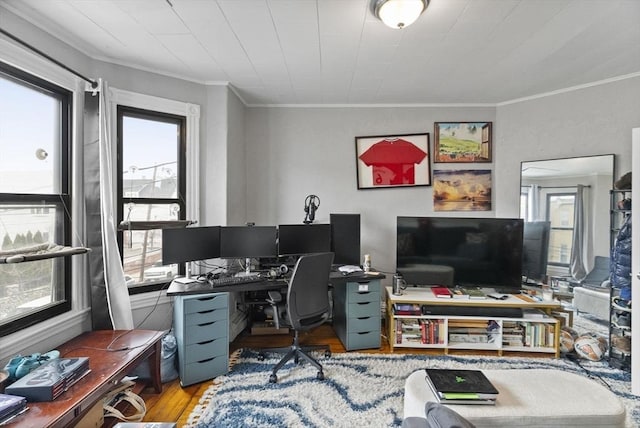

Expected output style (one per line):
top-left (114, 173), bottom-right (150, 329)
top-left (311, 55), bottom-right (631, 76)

top-left (356, 291), bottom-right (371, 295)
top-left (197, 309), bottom-right (216, 315)
top-left (357, 316), bottom-right (371, 320)
top-left (196, 339), bottom-right (215, 345)
top-left (357, 302), bottom-right (371, 306)
top-left (197, 321), bottom-right (218, 327)
top-left (357, 331), bottom-right (372, 335)
top-left (197, 297), bottom-right (216, 302)
top-left (357, 281), bottom-right (371, 285)
top-left (197, 356), bottom-right (218, 364)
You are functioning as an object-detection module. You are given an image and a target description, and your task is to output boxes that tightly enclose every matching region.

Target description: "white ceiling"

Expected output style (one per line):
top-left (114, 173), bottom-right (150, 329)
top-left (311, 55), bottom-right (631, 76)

top-left (3, 0), bottom-right (640, 106)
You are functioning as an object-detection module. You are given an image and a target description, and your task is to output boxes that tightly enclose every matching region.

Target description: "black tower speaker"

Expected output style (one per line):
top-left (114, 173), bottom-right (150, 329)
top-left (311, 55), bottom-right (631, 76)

top-left (330, 213), bottom-right (361, 266)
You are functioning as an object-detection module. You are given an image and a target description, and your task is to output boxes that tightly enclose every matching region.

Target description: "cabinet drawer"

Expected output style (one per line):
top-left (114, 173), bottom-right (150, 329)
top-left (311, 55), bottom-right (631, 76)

top-left (181, 354), bottom-right (228, 387)
top-left (184, 319), bottom-right (228, 344)
top-left (185, 307), bottom-right (227, 326)
top-left (348, 301), bottom-right (380, 317)
top-left (345, 280), bottom-right (380, 297)
top-left (184, 338), bottom-right (227, 364)
top-left (347, 315), bottom-right (380, 333)
top-left (345, 330), bottom-right (380, 350)
top-left (183, 294), bottom-right (228, 314)
top-left (347, 290), bottom-right (380, 304)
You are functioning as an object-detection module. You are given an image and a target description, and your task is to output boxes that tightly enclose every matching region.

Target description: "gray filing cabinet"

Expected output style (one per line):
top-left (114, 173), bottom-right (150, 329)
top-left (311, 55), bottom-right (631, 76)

top-left (333, 279), bottom-right (381, 350)
top-left (173, 293), bottom-right (229, 386)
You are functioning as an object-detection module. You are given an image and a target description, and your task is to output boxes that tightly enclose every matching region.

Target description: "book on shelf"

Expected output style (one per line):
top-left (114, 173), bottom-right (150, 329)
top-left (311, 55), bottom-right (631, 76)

top-left (424, 369), bottom-right (498, 405)
top-left (461, 287), bottom-right (487, 299)
top-left (431, 286), bottom-right (452, 298)
top-left (522, 308), bottom-right (548, 319)
top-left (393, 303), bottom-right (421, 315)
top-left (450, 288), bottom-right (469, 299)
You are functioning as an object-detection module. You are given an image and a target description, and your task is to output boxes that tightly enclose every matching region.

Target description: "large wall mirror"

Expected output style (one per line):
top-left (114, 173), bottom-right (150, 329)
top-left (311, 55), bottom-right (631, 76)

top-left (520, 154), bottom-right (614, 281)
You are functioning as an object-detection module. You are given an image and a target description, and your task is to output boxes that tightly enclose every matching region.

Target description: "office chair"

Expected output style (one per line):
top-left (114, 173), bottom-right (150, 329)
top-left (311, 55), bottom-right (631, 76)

top-left (258, 252), bottom-right (334, 383)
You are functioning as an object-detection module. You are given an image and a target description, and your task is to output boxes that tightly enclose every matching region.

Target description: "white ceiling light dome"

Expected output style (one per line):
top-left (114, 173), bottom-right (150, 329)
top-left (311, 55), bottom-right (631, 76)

top-left (374, 0), bottom-right (428, 29)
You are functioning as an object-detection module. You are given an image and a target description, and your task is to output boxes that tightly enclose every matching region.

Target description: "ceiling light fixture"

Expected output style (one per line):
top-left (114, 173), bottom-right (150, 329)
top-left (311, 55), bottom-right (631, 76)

top-left (374, 0), bottom-right (428, 30)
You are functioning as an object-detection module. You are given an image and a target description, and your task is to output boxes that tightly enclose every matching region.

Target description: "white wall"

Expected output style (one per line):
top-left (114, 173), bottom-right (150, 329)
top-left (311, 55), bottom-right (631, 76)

top-left (244, 106), bottom-right (496, 276)
top-left (244, 78), bottom-right (640, 280)
top-left (495, 77), bottom-right (640, 218)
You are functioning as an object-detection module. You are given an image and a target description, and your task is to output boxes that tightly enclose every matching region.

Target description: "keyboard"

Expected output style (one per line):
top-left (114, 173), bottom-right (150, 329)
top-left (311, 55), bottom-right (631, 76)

top-left (208, 274), bottom-right (263, 287)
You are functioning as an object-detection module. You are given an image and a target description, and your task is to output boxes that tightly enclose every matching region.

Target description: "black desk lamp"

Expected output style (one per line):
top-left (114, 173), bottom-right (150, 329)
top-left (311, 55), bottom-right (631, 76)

top-left (303, 195), bottom-right (320, 224)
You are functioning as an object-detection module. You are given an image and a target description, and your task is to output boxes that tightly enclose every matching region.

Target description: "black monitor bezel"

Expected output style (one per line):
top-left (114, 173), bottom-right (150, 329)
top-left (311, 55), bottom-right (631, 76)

top-left (219, 225), bottom-right (278, 259)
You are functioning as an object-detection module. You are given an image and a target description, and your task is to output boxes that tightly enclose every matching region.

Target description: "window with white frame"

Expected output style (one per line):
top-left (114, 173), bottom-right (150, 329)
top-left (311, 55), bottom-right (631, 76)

top-left (0, 61), bottom-right (72, 336)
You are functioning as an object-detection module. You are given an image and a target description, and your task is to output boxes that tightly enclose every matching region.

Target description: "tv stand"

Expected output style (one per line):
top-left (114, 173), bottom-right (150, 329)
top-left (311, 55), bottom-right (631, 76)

top-left (386, 287), bottom-right (562, 357)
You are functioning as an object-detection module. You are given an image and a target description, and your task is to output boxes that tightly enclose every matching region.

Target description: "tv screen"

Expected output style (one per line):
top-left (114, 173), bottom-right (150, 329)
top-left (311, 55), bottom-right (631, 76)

top-left (278, 224), bottom-right (332, 256)
top-left (330, 213), bottom-right (361, 266)
top-left (396, 216), bottom-right (524, 290)
top-left (162, 226), bottom-right (220, 265)
top-left (219, 226), bottom-right (278, 258)
top-left (522, 221), bottom-right (550, 283)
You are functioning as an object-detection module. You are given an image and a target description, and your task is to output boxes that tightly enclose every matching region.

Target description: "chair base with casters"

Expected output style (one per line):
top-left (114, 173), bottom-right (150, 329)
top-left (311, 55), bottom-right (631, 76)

top-left (257, 329), bottom-right (331, 383)
top-left (257, 252), bottom-right (334, 383)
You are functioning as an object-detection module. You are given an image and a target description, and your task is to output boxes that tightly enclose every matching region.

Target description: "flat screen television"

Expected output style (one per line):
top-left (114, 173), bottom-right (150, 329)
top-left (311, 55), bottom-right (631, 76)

top-left (522, 221), bottom-right (550, 284)
top-left (396, 216), bottom-right (524, 291)
top-left (219, 226), bottom-right (278, 258)
top-left (278, 224), bottom-right (332, 256)
top-left (330, 213), bottom-right (361, 266)
top-left (162, 226), bottom-right (221, 264)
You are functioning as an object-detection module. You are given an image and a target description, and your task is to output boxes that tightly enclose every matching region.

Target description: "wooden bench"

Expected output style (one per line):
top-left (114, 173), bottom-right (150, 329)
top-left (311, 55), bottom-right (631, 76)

top-left (7, 329), bottom-right (164, 428)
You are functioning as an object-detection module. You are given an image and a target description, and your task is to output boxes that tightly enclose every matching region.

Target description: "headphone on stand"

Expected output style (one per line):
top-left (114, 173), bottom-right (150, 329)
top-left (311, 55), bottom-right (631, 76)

top-left (303, 194), bottom-right (320, 224)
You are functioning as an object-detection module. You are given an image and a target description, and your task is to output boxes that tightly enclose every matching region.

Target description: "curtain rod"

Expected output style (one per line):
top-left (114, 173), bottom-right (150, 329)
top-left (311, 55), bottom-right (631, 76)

top-left (0, 28), bottom-right (98, 89)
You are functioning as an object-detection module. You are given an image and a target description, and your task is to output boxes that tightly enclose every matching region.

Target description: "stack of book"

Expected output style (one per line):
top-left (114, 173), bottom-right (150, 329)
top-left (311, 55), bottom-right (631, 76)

top-left (6, 357), bottom-right (90, 402)
top-left (0, 393), bottom-right (28, 424)
top-left (424, 368), bottom-right (499, 405)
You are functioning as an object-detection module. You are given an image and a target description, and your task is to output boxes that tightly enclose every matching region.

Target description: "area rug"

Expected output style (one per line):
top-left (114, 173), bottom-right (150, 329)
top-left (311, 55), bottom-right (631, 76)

top-left (185, 348), bottom-right (639, 428)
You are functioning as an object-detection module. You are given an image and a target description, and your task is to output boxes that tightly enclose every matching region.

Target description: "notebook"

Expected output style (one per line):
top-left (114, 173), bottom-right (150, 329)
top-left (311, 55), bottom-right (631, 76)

top-left (431, 287), bottom-right (452, 298)
top-left (424, 369), bottom-right (499, 404)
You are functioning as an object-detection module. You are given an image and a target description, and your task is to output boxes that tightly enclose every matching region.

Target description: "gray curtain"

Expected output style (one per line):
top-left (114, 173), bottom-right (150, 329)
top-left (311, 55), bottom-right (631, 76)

top-left (84, 80), bottom-right (134, 330)
top-left (570, 185), bottom-right (587, 281)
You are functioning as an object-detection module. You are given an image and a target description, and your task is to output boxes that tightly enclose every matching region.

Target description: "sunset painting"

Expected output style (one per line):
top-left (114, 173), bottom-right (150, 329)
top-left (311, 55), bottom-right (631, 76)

top-left (433, 169), bottom-right (492, 211)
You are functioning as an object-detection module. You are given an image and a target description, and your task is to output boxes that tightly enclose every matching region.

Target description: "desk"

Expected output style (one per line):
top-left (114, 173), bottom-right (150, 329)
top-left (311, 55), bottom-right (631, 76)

top-left (167, 271), bottom-right (385, 384)
top-left (166, 271), bottom-right (385, 295)
top-left (8, 329), bottom-right (163, 428)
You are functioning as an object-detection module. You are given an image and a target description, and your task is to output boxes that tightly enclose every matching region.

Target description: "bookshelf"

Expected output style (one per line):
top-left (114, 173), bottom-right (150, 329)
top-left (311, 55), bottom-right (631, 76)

top-left (386, 287), bottom-right (561, 357)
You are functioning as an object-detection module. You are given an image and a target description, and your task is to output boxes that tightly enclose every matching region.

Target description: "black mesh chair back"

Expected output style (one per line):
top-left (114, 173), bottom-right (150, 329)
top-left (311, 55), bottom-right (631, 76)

top-left (287, 252), bottom-right (333, 331)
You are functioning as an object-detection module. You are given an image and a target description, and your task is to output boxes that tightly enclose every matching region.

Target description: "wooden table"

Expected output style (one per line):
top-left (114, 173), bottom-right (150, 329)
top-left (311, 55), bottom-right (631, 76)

top-left (7, 329), bottom-right (164, 428)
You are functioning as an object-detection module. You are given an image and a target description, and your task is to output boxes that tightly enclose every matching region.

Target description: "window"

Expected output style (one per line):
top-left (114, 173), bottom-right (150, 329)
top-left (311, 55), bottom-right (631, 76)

top-left (546, 193), bottom-right (576, 266)
top-left (117, 106), bottom-right (186, 293)
top-left (0, 61), bottom-right (72, 336)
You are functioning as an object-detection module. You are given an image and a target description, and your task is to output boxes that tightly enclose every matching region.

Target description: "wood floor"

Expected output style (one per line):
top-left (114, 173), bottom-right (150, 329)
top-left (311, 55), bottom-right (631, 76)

top-left (137, 323), bottom-right (549, 426)
top-left (138, 324), bottom-right (363, 426)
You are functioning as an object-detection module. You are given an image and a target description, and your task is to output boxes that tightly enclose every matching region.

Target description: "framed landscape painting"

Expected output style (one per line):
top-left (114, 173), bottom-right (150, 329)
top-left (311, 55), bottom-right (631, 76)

top-left (355, 133), bottom-right (430, 189)
top-left (433, 169), bottom-right (492, 211)
top-left (434, 122), bottom-right (492, 163)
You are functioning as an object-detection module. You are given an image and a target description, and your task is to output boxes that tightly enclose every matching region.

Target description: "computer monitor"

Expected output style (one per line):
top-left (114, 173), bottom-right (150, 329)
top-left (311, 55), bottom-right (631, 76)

top-left (396, 216), bottom-right (524, 291)
top-left (219, 226), bottom-right (278, 259)
top-left (278, 224), bottom-right (332, 256)
top-left (162, 226), bottom-right (221, 264)
top-left (522, 221), bottom-right (550, 283)
top-left (330, 213), bottom-right (361, 266)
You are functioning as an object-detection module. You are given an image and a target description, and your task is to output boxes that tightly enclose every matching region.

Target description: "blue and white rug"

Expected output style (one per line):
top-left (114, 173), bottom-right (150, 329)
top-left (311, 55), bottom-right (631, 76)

top-left (186, 347), bottom-right (638, 428)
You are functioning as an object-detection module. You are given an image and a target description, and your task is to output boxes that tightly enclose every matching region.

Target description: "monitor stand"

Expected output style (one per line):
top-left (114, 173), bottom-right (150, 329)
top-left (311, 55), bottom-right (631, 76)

top-left (236, 258), bottom-right (254, 277)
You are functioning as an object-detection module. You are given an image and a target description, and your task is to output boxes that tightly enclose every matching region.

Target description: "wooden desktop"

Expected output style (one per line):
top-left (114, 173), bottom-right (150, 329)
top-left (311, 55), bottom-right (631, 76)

top-left (7, 329), bottom-right (163, 428)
